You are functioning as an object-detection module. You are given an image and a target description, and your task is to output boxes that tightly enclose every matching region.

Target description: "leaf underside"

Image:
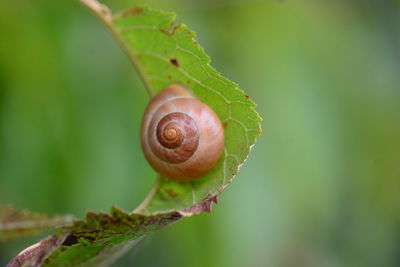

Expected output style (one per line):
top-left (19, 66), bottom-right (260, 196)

top-left (7, 0), bottom-right (262, 265)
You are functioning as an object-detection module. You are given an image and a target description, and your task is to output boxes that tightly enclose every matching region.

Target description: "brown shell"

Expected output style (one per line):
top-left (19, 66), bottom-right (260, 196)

top-left (140, 83), bottom-right (224, 181)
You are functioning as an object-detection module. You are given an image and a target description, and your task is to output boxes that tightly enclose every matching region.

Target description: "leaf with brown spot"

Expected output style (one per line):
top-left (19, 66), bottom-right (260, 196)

top-left (170, 58), bottom-right (179, 67)
top-left (121, 6), bottom-right (144, 17)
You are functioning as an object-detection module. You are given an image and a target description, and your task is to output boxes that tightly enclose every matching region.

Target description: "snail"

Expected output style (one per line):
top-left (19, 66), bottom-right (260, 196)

top-left (140, 83), bottom-right (224, 181)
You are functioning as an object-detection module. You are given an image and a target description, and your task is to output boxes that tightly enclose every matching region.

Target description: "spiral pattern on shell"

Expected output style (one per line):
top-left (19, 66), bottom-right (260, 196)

top-left (141, 83), bottom-right (224, 181)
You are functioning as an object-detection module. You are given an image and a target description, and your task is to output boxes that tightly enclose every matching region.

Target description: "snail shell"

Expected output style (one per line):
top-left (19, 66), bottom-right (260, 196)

top-left (140, 83), bottom-right (224, 181)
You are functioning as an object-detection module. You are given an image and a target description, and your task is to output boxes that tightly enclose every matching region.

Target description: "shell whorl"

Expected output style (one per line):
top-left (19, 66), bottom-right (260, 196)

top-left (149, 111), bottom-right (199, 163)
top-left (140, 84), bottom-right (224, 181)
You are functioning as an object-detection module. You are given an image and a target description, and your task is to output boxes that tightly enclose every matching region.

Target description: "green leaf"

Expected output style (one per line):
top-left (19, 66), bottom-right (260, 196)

top-left (8, 0), bottom-right (262, 265)
top-left (41, 207), bottom-right (181, 266)
top-left (8, 207), bottom-right (182, 266)
top-left (78, 0), bottom-right (261, 214)
top-left (111, 4), bottom-right (262, 214)
top-left (0, 205), bottom-right (73, 242)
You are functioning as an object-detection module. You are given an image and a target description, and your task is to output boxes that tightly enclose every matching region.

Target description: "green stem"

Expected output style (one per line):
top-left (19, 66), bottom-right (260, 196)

top-left (78, 0), bottom-right (155, 96)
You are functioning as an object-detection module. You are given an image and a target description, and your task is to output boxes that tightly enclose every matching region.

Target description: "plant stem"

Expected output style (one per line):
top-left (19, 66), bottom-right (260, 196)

top-left (78, 0), bottom-right (155, 96)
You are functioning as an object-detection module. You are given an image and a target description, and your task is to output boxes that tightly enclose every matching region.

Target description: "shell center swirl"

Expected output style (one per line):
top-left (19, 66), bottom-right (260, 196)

top-left (152, 112), bottom-right (199, 163)
top-left (158, 120), bottom-right (183, 149)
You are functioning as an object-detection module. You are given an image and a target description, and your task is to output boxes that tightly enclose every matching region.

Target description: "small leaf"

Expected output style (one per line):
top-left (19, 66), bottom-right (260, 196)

top-left (0, 205), bottom-right (73, 242)
top-left (41, 207), bottom-right (181, 266)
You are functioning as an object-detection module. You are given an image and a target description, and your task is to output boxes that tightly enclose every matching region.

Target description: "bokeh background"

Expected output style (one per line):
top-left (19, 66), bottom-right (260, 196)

top-left (1, 0), bottom-right (400, 266)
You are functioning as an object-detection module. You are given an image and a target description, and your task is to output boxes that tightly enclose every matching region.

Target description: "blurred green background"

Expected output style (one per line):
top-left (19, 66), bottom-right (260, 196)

top-left (1, 0), bottom-right (400, 266)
